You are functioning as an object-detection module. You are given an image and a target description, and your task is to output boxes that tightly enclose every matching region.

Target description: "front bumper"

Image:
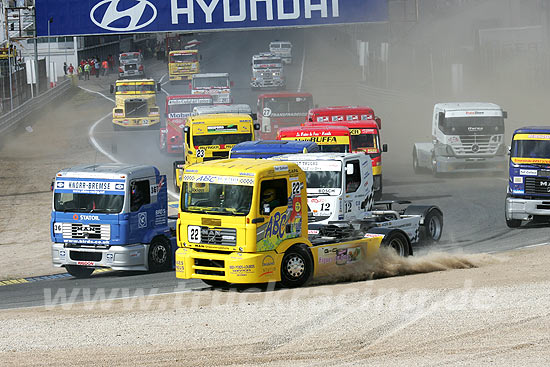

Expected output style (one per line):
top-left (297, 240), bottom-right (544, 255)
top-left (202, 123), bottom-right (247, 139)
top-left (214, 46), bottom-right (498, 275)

top-left (52, 243), bottom-right (149, 271)
top-left (506, 196), bottom-right (550, 220)
top-left (435, 155), bottom-right (507, 173)
top-left (113, 117), bottom-right (160, 128)
top-left (251, 79), bottom-right (285, 88)
top-left (120, 70), bottom-right (145, 78)
top-left (175, 247), bottom-right (282, 283)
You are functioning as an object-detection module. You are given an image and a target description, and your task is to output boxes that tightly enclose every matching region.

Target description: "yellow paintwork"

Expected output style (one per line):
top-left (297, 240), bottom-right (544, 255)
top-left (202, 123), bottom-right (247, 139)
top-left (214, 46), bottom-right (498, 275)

top-left (169, 50), bottom-right (200, 81)
top-left (174, 114), bottom-right (256, 188)
top-left (513, 133), bottom-right (550, 141)
top-left (373, 166), bottom-right (382, 176)
top-left (112, 79), bottom-right (160, 128)
top-left (175, 159), bottom-right (384, 284)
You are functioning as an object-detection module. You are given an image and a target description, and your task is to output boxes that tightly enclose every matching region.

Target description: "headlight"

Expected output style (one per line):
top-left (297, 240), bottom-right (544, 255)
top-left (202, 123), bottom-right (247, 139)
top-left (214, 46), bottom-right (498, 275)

top-left (436, 144), bottom-right (454, 157)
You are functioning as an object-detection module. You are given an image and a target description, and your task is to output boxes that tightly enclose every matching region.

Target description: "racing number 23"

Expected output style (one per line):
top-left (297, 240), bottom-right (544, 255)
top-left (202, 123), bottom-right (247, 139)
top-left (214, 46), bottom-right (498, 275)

top-left (196, 149), bottom-right (205, 158)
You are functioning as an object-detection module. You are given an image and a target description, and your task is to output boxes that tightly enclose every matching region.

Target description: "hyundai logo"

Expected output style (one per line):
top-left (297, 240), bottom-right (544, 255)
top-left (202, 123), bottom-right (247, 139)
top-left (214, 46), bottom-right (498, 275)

top-left (90, 0), bottom-right (157, 32)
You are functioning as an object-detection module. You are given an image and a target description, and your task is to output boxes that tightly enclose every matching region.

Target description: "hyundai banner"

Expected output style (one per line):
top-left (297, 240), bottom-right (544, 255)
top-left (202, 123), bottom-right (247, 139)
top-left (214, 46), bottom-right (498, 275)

top-left (36, 0), bottom-right (388, 37)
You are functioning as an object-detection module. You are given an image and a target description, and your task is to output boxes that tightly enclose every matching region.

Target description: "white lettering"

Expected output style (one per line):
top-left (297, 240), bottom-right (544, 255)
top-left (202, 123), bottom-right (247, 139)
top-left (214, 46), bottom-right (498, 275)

top-left (277, 0), bottom-right (300, 19)
top-left (224, 0), bottom-right (246, 22)
top-left (305, 0), bottom-right (327, 18)
top-left (332, 0), bottom-right (339, 17)
top-left (251, 0), bottom-right (274, 21)
top-left (171, 0), bottom-right (194, 24)
top-left (196, 0), bottom-right (220, 23)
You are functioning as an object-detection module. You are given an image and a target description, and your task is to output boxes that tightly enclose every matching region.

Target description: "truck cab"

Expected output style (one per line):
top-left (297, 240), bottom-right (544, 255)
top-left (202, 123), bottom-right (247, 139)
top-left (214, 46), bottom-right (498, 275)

top-left (110, 79), bottom-right (161, 130)
top-left (191, 73), bottom-right (233, 104)
top-left (230, 140), bottom-right (320, 159)
top-left (269, 41), bottom-right (293, 64)
top-left (175, 159), bottom-right (409, 288)
top-left (51, 164), bottom-right (176, 278)
top-left (172, 113), bottom-right (260, 189)
top-left (505, 126), bottom-right (550, 227)
top-left (278, 125), bottom-right (352, 153)
top-left (119, 52), bottom-right (144, 78)
top-left (257, 92), bottom-right (313, 140)
top-left (250, 52), bottom-right (285, 90)
top-left (192, 104), bottom-right (254, 118)
top-left (160, 94), bottom-right (213, 154)
top-left (413, 102), bottom-right (508, 176)
top-left (168, 49), bottom-right (200, 82)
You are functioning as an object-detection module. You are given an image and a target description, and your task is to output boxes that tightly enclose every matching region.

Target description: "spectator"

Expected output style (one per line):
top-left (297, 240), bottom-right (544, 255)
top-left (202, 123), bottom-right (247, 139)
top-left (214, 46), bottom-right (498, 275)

top-left (77, 64), bottom-right (83, 80)
top-left (63, 62), bottom-right (67, 75)
top-left (108, 54), bottom-right (114, 71)
top-left (84, 62), bottom-right (91, 80)
top-left (94, 58), bottom-right (100, 78)
top-left (68, 63), bottom-right (74, 75)
top-left (102, 59), bottom-right (109, 76)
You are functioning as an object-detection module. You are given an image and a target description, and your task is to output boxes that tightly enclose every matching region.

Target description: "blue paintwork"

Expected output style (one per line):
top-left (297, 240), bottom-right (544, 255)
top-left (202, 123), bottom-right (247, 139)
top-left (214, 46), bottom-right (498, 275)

top-left (230, 140), bottom-right (319, 159)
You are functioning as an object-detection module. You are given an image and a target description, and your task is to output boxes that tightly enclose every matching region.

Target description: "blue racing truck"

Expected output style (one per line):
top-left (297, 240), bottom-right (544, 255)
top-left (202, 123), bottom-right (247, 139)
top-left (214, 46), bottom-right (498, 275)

top-left (506, 126), bottom-right (550, 227)
top-left (51, 164), bottom-right (177, 278)
top-left (229, 140), bottom-right (319, 159)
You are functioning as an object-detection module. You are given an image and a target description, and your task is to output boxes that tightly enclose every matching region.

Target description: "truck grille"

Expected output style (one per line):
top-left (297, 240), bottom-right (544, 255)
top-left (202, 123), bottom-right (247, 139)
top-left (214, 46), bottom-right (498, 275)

top-left (195, 258), bottom-right (225, 276)
top-left (452, 135), bottom-right (499, 155)
top-left (525, 177), bottom-right (550, 194)
top-left (62, 223), bottom-right (111, 240)
top-left (212, 151), bottom-right (229, 158)
top-left (199, 227), bottom-right (237, 246)
top-left (125, 101), bottom-right (148, 118)
top-left (124, 64), bottom-right (137, 71)
top-left (69, 251), bottom-right (102, 262)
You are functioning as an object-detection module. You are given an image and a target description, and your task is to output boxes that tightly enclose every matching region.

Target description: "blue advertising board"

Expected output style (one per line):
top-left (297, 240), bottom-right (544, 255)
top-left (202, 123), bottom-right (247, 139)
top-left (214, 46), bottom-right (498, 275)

top-left (36, 0), bottom-right (388, 37)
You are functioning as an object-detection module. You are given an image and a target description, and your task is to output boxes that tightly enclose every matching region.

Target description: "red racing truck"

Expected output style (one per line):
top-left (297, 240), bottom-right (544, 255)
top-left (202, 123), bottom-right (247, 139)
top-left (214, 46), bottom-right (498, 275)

top-left (305, 106), bottom-right (386, 200)
top-left (257, 92), bottom-right (313, 140)
top-left (277, 125), bottom-right (352, 153)
top-left (159, 94), bottom-right (213, 154)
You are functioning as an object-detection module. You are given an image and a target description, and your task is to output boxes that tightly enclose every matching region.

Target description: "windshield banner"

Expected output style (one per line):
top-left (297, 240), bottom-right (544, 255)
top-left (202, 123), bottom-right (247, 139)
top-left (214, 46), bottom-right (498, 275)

top-left (513, 134), bottom-right (550, 141)
top-left (55, 178), bottom-right (126, 195)
top-left (183, 174), bottom-right (255, 186)
top-left (293, 160), bottom-right (341, 172)
top-left (36, 0), bottom-right (388, 37)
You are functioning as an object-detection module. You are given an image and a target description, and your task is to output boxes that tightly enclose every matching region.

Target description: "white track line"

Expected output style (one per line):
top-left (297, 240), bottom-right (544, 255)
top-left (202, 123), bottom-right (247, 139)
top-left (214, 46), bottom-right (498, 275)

top-left (79, 86), bottom-right (114, 103)
top-left (297, 44), bottom-right (306, 92)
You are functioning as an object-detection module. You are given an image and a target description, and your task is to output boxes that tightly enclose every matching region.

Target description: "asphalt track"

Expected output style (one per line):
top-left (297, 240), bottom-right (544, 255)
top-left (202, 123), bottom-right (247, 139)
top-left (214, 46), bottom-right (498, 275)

top-left (1, 29), bottom-right (548, 310)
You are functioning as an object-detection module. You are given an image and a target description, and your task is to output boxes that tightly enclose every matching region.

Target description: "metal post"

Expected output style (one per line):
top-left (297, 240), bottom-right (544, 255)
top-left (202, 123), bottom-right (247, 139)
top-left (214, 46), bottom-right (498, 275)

top-left (47, 17), bottom-right (52, 88)
top-left (33, 6), bottom-right (39, 94)
top-left (7, 39), bottom-right (13, 111)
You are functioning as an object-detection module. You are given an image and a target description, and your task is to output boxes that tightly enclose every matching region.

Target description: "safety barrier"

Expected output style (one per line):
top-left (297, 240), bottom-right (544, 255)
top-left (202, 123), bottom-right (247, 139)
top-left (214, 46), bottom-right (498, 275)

top-left (0, 78), bottom-right (73, 136)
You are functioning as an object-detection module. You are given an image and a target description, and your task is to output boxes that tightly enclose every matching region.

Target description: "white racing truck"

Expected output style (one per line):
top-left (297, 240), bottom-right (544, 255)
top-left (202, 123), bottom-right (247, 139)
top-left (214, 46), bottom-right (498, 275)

top-left (413, 103), bottom-right (508, 176)
top-left (251, 52), bottom-right (285, 90)
top-left (273, 153), bottom-right (443, 245)
top-left (269, 41), bottom-right (293, 64)
top-left (190, 73), bottom-right (233, 104)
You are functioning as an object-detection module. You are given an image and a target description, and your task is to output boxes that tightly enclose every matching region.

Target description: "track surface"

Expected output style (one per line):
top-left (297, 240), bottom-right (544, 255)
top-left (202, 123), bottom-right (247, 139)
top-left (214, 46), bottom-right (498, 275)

top-left (1, 29), bottom-right (548, 310)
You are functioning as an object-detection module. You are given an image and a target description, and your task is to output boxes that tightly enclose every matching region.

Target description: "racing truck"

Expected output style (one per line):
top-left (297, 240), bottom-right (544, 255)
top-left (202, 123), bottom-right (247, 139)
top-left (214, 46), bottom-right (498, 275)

top-left (175, 159), bottom-right (416, 288)
top-left (172, 113), bottom-right (260, 190)
top-left (278, 125), bottom-right (352, 153)
top-left (269, 41), bottom-right (293, 64)
top-left (257, 92), bottom-right (313, 140)
top-left (230, 140), bottom-right (320, 159)
top-left (306, 106), bottom-right (386, 199)
top-left (168, 49), bottom-right (200, 82)
top-left (190, 73), bottom-right (233, 104)
top-left (413, 103), bottom-right (508, 176)
top-left (51, 164), bottom-right (177, 278)
top-left (273, 153), bottom-right (443, 246)
top-left (119, 51), bottom-right (144, 78)
top-left (160, 94), bottom-right (213, 154)
top-left (250, 52), bottom-right (285, 90)
top-left (505, 126), bottom-right (550, 227)
top-left (110, 79), bottom-right (161, 130)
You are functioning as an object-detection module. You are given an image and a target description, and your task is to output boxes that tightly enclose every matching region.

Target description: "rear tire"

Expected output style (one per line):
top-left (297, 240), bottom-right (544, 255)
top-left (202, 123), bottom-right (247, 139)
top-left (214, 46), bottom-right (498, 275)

top-left (65, 265), bottom-right (94, 278)
top-left (148, 237), bottom-right (171, 272)
top-left (380, 230), bottom-right (411, 257)
top-left (422, 209), bottom-right (443, 243)
top-left (280, 245), bottom-right (313, 288)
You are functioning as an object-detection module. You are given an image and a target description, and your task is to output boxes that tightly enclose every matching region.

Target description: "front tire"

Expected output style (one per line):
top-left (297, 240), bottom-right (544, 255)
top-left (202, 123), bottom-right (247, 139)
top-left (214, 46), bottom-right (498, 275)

top-left (280, 245), bottom-right (313, 288)
top-left (148, 237), bottom-right (171, 272)
top-left (65, 265), bottom-right (94, 278)
top-left (380, 230), bottom-right (411, 257)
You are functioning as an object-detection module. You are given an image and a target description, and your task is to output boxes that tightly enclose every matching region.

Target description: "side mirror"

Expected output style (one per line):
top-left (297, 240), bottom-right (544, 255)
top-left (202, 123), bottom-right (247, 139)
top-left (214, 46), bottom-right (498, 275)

top-left (188, 82), bottom-right (192, 89)
top-left (507, 146), bottom-right (511, 155)
top-left (110, 85), bottom-right (114, 94)
top-left (263, 204), bottom-right (271, 215)
top-left (230, 81), bottom-right (234, 87)
top-left (346, 163), bottom-right (354, 175)
top-left (375, 116), bottom-right (381, 129)
top-left (502, 111), bottom-right (508, 119)
top-left (157, 83), bottom-right (161, 91)
top-left (200, 55), bottom-right (203, 61)
top-left (253, 123), bottom-right (260, 130)
top-left (183, 126), bottom-right (190, 134)
top-left (382, 144), bottom-right (388, 153)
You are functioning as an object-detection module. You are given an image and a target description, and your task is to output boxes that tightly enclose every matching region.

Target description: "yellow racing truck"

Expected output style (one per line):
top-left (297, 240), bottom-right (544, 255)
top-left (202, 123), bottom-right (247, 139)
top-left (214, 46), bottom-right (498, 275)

top-left (175, 159), bottom-right (412, 288)
top-left (110, 79), bottom-right (161, 130)
top-left (168, 49), bottom-right (200, 83)
top-left (173, 113), bottom-right (259, 189)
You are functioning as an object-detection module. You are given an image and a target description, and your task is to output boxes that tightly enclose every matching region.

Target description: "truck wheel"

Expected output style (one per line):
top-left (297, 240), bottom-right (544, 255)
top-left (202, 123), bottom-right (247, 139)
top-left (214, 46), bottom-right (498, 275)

top-left (423, 209), bottom-right (443, 243)
top-left (148, 237), bottom-right (171, 272)
top-left (280, 245), bottom-right (313, 288)
top-left (381, 231), bottom-right (411, 257)
top-left (65, 265), bottom-right (94, 278)
top-left (412, 149), bottom-right (421, 174)
top-left (202, 279), bottom-right (228, 288)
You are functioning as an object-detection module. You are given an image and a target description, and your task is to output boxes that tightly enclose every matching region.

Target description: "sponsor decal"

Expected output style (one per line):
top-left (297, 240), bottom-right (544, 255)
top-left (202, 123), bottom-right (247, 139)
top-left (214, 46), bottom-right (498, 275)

top-left (138, 212), bottom-right (147, 229)
top-left (229, 264), bottom-right (255, 277)
top-left (77, 261), bottom-right (95, 266)
top-left (274, 165), bottom-right (289, 172)
top-left (519, 169), bottom-right (537, 176)
top-left (90, 0), bottom-right (157, 32)
top-left (183, 174), bottom-right (255, 186)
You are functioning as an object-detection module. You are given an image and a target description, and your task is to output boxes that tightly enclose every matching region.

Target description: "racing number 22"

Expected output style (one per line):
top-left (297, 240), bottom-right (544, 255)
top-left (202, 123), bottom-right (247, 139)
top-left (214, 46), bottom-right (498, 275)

top-left (188, 226), bottom-right (201, 243)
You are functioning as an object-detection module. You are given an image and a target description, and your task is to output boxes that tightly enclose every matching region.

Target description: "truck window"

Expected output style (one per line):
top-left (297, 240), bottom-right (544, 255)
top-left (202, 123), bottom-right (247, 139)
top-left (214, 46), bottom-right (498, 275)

top-left (345, 160), bottom-right (361, 193)
top-left (130, 180), bottom-right (151, 212)
top-left (260, 179), bottom-right (288, 214)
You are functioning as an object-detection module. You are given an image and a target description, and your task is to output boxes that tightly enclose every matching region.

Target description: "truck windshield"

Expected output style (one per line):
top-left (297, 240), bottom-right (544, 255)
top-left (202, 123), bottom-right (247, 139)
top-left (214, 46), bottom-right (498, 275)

top-left (116, 84), bottom-right (155, 93)
top-left (319, 144), bottom-right (349, 153)
top-left (264, 97), bottom-right (312, 114)
top-left (170, 53), bottom-right (197, 63)
top-left (120, 54), bottom-right (139, 62)
top-left (440, 116), bottom-right (504, 135)
top-left (254, 59), bottom-right (281, 66)
top-left (194, 133), bottom-right (253, 147)
top-left (305, 171), bottom-right (342, 192)
top-left (169, 101), bottom-right (210, 113)
top-left (54, 193), bottom-right (124, 214)
top-left (193, 77), bottom-right (228, 88)
top-left (182, 183), bottom-right (253, 216)
top-left (513, 139), bottom-right (550, 159)
top-left (350, 134), bottom-right (379, 154)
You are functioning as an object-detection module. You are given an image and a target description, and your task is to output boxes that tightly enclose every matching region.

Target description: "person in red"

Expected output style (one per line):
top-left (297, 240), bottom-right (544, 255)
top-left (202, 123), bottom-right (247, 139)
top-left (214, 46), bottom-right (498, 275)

top-left (68, 63), bottom-right (74, 75)
top-left (89, 59), bottom-right (95, 76)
